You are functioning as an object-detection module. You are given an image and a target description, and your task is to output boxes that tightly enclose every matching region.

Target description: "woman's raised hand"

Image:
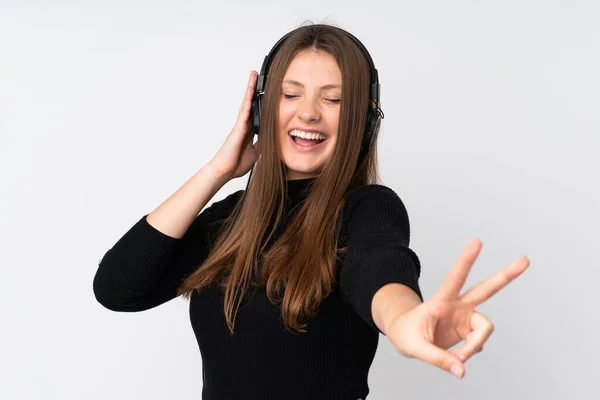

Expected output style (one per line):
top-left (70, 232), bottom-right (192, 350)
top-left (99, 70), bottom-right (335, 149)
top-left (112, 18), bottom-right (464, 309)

top-left (387, 239), bottom-right (530, 378)
top-left (208, 71), bottom-right (259, 180)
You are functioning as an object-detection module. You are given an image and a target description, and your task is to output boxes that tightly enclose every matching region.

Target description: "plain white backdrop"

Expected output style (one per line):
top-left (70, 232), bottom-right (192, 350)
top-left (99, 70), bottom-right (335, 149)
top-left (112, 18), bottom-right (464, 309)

top-left (1, 1), bottom-right (598, 399)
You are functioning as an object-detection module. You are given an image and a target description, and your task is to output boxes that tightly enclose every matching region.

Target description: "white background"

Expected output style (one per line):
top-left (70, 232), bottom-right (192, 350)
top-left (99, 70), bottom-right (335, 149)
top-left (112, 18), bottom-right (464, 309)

top-left (1, 0), bottom-right (598, 399)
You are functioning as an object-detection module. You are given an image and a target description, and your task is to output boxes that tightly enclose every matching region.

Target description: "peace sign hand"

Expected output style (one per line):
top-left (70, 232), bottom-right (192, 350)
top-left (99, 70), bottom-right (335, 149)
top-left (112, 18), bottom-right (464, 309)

top-left (387, 239), bottom-right (530, 378)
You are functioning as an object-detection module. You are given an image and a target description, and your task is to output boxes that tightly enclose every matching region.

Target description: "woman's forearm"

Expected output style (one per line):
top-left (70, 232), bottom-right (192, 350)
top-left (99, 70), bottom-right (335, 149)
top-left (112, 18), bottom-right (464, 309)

top-left (372, 282), bottom-right (423, 335)
top-left (146, 163), bottom-right (230, 239)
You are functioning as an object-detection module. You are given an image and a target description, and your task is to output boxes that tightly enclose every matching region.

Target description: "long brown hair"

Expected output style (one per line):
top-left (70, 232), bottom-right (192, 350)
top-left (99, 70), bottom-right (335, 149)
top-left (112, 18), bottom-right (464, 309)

top-left (178, 23), bottom-right (381, 334)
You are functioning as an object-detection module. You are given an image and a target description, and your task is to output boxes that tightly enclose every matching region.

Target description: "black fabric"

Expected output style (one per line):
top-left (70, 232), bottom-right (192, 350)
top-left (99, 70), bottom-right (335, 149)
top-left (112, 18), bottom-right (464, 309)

top-left (93, 177), bottom-right (422, 400)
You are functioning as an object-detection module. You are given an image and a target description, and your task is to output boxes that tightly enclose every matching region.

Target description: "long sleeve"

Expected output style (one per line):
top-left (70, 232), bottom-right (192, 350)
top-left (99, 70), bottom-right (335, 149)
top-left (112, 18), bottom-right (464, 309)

top-left (93, 190), bottom-right (244, 312)
top-left (339, 184), bottom-right (423, 335)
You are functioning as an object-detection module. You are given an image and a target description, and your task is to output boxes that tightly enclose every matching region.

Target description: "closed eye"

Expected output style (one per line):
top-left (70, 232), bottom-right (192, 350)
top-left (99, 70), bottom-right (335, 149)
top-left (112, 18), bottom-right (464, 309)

top-left (283, 94), bottom-right (340, 103)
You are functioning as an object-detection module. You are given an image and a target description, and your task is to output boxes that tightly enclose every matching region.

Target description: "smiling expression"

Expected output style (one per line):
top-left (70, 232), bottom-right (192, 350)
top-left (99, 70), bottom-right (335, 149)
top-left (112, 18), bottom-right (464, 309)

top-left (278, 49), bottom-right (342, 180)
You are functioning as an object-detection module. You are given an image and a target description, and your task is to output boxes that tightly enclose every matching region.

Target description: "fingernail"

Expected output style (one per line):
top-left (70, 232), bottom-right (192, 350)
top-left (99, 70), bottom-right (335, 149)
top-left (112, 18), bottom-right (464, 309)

top-left (451, 364), bottom-right (463, 378)
top-left (458, 354), bottom-right (466, 362)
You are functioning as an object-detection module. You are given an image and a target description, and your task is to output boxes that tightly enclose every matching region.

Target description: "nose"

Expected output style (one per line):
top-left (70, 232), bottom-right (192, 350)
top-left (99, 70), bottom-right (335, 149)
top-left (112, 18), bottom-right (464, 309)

top-left (297, 97), bottom-right (321, 123)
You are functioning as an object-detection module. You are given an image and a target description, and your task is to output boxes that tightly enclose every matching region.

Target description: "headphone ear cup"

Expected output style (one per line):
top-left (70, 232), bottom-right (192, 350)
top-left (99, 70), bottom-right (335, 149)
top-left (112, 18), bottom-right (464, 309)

top-left (362, 109), bottom-right (381, 154)
top-left (251, 93), bottom-right (261, 136)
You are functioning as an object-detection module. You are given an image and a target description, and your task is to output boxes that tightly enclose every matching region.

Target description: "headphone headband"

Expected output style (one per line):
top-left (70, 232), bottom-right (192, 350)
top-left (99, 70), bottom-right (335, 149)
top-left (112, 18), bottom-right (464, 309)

top-left (258, 27), bottom-right (381, 104)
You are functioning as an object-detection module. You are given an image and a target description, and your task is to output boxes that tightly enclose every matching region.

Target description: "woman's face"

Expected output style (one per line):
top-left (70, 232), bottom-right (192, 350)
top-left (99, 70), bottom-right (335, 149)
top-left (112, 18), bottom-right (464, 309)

top-left (278, 49), bottom-right (342, 180)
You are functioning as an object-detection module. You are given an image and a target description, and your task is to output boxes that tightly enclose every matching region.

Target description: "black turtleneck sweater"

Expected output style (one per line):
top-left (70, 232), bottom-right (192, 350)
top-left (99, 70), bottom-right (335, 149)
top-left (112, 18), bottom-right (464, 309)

top-left (93, 177), bottom-right (423, 400)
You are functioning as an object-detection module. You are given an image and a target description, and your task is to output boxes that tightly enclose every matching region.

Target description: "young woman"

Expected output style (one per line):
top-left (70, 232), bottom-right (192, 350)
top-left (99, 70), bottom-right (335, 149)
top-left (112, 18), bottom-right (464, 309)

top-left (93, 23), bottom-right (529, 399)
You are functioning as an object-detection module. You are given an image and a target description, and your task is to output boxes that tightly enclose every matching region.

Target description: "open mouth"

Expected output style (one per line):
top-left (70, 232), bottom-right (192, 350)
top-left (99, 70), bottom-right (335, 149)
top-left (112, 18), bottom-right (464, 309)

top-left (288, 131), bottom-right (327, 150)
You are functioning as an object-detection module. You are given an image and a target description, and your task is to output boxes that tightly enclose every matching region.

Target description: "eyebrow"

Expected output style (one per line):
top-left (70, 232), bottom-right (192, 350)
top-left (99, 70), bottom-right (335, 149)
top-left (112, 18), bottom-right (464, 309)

top-left (282, 79), bottom-right (341, 90)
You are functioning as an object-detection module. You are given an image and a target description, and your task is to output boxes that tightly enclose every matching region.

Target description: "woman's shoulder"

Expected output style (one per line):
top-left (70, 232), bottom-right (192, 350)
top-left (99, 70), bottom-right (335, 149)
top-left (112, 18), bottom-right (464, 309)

top-left (179, 189), bottom-right (245, 241)
top-left (345, 183), bottom-right (406, 210)
top-left (200, 189), bottom-right (245, 220)
top-left (343, 183), bottom-right (411, 243)
top-left (218, 189), bottom-right (245, 206)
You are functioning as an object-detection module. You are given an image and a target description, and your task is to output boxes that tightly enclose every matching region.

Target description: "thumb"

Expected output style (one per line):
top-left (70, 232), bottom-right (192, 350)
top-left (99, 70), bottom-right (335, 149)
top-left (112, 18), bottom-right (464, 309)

top-left (410, 340), bottom-right (466, 378)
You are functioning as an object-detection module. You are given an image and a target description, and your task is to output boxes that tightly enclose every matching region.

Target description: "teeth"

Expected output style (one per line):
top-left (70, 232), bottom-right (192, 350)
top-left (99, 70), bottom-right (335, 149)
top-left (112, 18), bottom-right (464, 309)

top-left (289, 129), bottom-right (326, 140)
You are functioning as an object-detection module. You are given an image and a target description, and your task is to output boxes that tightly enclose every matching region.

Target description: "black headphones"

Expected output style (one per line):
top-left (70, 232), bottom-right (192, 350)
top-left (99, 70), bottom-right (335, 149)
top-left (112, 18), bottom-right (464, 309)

top-left (250, 25), bottom-right (384, 160)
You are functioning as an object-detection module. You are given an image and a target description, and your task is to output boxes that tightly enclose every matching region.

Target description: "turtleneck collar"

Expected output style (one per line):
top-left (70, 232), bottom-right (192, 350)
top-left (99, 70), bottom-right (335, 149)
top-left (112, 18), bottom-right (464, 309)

top-left (285, 177), bottom-right (316, 202)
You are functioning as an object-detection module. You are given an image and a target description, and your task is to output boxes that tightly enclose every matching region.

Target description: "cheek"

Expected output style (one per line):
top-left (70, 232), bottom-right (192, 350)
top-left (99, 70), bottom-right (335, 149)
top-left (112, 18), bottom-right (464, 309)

top-left (326, 136), bottom-right (338, 154)
top-left (331, 109), bottom-right (341, 127)
top-left (278, 103), bottom-right (294, 126)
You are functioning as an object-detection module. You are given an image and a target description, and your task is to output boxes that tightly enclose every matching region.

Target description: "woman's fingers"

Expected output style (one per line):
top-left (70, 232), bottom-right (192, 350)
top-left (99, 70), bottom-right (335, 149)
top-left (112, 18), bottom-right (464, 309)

top-left (450, 311), bottom-right (494, 362)
top-left (238, 71), bottom-right (257, 117)
top-left (460, 256), bottom-right (530, 306)
top-left (408, 339), bottom-right (466, 378)
top-left (435, 239), bottom-right (482, 301)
